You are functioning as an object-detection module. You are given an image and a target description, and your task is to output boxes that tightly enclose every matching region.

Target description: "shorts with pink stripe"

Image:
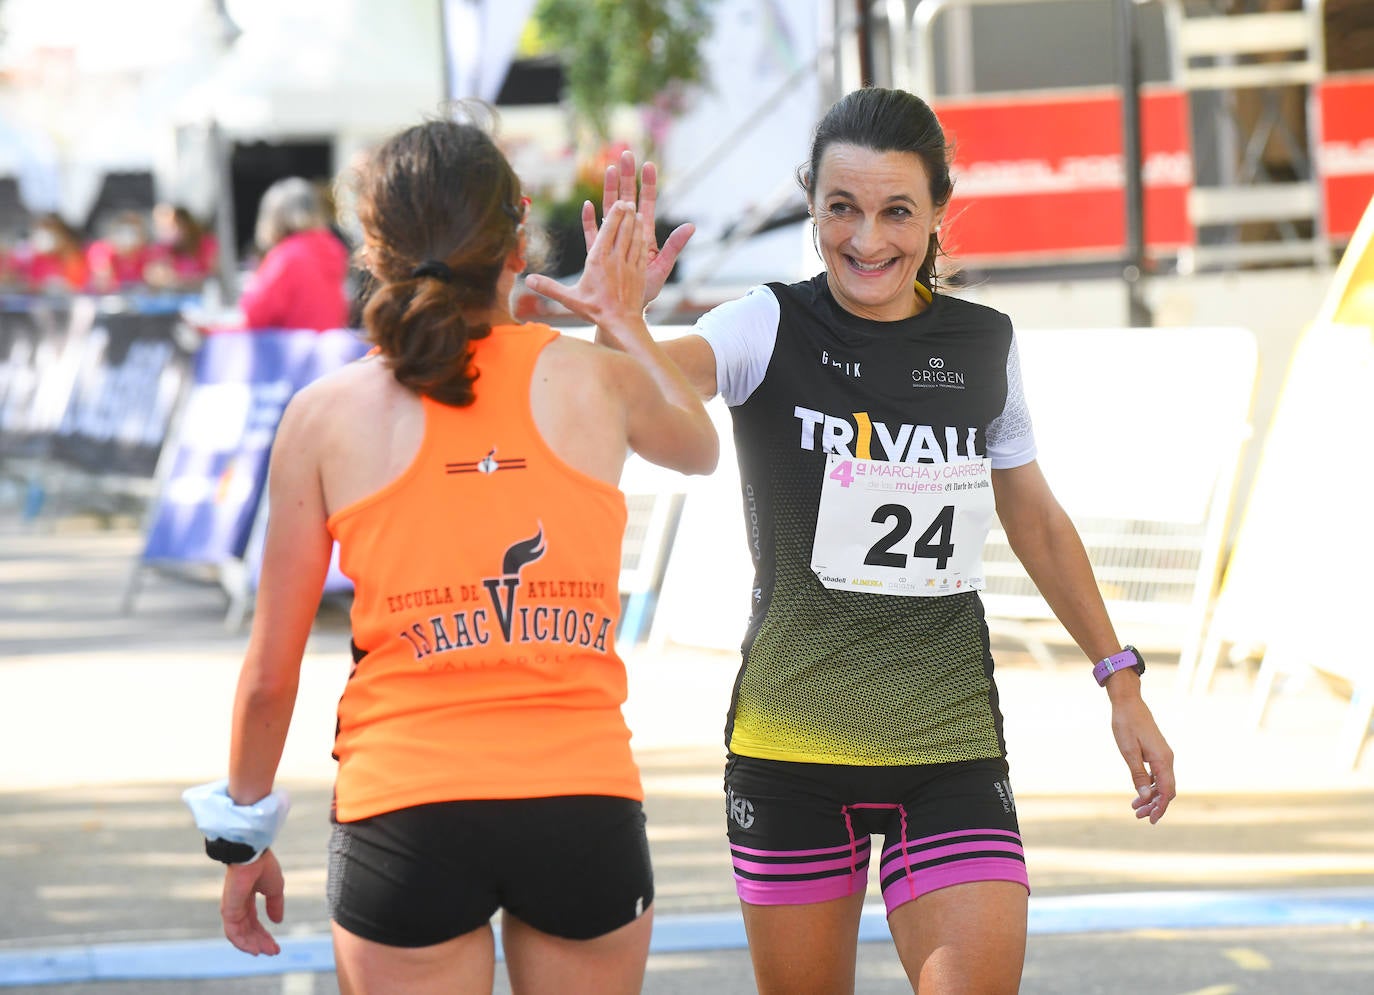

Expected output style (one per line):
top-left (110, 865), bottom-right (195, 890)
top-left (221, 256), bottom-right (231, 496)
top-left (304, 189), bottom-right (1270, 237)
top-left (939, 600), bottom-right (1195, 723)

top-left (725, 754), bottom-right (1029, 914)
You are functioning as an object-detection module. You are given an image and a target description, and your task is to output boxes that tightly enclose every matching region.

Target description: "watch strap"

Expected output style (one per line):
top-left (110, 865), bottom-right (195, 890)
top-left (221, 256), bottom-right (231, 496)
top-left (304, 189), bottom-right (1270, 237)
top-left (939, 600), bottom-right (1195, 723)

top-left (1093, 645), bottom-right (1145, 686)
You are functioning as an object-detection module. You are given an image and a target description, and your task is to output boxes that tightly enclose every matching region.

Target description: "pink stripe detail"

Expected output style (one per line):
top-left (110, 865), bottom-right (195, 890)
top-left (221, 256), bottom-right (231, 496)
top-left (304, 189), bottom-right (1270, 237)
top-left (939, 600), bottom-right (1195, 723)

top-left (881, 857), bottom-right (1030, 915)
top-left (881, 838), bottom-right (1024, 870)
top-left (736, 872), bottom-right (867, 907)
top-left (732, 851), bottom-right (869, 876)
top-left (881, 827), bottom-right (1022, 862)
top-left (730, 839), bottom-right (868, 859)
top-left (842, 807), bottom-right (860, 875)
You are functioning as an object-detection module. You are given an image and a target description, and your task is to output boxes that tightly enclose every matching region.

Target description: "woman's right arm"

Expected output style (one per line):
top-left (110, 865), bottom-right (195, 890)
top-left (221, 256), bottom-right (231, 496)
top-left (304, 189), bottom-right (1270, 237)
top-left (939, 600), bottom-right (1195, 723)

top-left (659, 335), bottom-right (720, 401)
top-left (605, 344), bottom-right (717, 475)
top-left (218, 389), bottom-right (334, 956)
top-left (527, 202), bottom-right (718, 475)
top-left (227, 393), bottom-right (333, 805)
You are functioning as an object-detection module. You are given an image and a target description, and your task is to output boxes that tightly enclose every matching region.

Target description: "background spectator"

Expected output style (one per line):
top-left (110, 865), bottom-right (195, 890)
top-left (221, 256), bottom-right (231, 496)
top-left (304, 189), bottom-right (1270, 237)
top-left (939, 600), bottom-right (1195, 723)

top-left (144, 204), bottom-right (218, 291)
top-left (236, 177), bottom-right (349, 331)
top-left (17, 214), bottom-right (90, 293)
top-left (0, 236), bottom-right (20, 290)
top-left (86, 210), bottom-right (152, 293)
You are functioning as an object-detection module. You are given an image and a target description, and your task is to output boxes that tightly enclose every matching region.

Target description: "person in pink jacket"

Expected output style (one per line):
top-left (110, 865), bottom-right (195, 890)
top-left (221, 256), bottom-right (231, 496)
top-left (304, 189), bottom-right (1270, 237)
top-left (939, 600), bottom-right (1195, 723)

top-left (238, 177), bottom-right (349, 331)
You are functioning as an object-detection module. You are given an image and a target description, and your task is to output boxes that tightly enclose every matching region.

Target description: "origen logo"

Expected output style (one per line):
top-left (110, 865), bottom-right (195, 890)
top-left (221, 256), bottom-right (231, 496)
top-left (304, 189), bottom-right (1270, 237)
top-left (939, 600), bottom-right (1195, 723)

top-left (911, 356), bottom-right (966, 389)
top-left (727, 786), bottom-right (755, 829)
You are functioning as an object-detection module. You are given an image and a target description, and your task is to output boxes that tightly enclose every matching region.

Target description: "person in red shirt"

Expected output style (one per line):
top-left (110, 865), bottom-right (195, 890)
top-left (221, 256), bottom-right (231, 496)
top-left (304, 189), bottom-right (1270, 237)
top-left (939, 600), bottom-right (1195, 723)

top-left (145, 204), bottom-right (218, 291)
top-left (237, 178), bottom-right (349, 331)
top-left (17, 214), bottom-right (89, 293)
top-left (86, 210), bottom-right (152, 293)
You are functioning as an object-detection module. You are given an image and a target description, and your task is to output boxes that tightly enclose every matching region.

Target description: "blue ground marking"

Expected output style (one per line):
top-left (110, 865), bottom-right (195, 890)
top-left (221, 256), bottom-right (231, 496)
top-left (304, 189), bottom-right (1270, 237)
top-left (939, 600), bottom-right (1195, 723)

top-left (3, 888), bottom-right (1373, 985)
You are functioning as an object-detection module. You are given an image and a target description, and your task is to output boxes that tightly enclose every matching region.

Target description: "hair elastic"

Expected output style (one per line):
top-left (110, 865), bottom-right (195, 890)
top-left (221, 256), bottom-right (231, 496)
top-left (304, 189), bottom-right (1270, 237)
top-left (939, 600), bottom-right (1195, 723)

top-left (412, 259), bottom-right (456, 282)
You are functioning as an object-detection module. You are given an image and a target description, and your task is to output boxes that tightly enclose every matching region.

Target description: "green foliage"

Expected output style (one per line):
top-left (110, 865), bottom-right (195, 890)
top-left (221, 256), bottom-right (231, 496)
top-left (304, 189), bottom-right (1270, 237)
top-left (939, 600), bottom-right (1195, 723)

top-left (542, 175), bottom-right (602, 230)
top-left (533, 0), bottom-right (716, 144)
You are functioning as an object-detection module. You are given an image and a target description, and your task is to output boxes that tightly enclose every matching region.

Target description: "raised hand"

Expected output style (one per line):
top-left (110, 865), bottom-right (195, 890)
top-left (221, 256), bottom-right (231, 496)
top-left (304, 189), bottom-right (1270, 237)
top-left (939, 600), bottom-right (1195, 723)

top-left (526, 201), bottom-right (648, 343)
top-left (582, 149), bottom-right (695, 307)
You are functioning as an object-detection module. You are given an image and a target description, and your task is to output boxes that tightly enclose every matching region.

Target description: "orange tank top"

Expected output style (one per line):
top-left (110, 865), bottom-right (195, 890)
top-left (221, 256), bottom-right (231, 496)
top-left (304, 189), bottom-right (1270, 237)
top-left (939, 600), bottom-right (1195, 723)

top-left (326, 323), bottom-right (637, 821)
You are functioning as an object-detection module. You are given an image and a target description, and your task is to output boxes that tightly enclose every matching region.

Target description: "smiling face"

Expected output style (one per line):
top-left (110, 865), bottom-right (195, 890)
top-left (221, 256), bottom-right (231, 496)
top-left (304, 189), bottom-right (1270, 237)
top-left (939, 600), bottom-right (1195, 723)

top-left (810, 144), bottom-right (946, 322)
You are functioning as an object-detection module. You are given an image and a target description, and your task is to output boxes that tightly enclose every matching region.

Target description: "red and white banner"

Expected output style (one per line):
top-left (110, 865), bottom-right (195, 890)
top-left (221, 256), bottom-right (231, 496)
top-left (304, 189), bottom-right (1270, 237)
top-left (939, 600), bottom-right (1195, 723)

top-left (933, 87), bottom-right (1193, 264)
top-left (1318, 72), bottom-right (1374, 242)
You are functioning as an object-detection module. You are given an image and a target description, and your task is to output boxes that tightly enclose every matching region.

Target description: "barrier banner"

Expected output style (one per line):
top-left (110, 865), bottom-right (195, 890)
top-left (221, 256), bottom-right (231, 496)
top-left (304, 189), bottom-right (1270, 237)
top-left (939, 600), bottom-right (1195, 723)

top-left (933, 88), bottom-right (1193, 263)
top-left (237, 323), bottom-right (367, 595)
top-left (49, 310), bottom-right (194, 476)
top-left (1317, 73), bottom-right (1374, 242)
top-left (140, 329), bottom-right (368, 567)
top-left (0, 299), bottom-right (93, 460)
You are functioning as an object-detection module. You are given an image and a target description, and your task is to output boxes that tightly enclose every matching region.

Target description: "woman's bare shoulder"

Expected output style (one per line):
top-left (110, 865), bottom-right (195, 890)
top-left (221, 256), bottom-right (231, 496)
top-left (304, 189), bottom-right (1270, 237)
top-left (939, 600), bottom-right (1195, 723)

top-left (545, 333), bottom-right (647, 376)
top-left (295, 352), bottom-right (391, 400)
top-left (540, 332), bottom-right (603, 363)
top-left (284, 354), bottom-right (403, 432)
top-left (536, 333), bottom-right (634, 389)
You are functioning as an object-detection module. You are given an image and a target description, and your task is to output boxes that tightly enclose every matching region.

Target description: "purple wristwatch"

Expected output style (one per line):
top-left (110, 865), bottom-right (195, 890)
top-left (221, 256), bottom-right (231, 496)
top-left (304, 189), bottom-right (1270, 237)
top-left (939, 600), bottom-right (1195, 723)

top-left (1093, 645), bottom-right (1145, 686)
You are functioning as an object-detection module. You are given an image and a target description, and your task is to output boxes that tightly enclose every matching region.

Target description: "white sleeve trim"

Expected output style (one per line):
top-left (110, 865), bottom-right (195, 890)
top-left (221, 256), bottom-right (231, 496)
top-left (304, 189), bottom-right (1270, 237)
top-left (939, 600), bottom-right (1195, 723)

top-left (693, 285), bottom-right (780, 407)
top-left (986, 332), bottom-right (1037, 469)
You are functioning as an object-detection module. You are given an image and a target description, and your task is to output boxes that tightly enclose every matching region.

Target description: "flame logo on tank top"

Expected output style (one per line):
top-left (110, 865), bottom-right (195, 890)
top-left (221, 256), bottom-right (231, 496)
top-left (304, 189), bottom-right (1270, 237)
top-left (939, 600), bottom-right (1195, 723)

top-left (481, 525), bottom-right (547, 641)
top-left (499, 526), bottom-right (546, 576)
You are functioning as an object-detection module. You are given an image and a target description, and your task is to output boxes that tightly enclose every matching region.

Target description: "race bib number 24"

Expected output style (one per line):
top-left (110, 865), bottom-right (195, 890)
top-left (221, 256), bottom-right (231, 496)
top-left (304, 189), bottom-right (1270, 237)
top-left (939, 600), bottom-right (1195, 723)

top-left (810, 455), bottom-right (995, 597)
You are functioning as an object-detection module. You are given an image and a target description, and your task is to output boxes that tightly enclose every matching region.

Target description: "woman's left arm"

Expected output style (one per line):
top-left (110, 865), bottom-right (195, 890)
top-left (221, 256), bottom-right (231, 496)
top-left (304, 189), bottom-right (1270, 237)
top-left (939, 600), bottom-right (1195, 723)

top-left (992, 460), bottom-right (1176, 824)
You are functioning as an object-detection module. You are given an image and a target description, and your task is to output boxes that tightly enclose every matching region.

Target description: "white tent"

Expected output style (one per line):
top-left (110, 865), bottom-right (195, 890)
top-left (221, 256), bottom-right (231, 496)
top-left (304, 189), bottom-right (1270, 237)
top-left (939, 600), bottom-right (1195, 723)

top-left (174, 0), bottom-right (446, 143)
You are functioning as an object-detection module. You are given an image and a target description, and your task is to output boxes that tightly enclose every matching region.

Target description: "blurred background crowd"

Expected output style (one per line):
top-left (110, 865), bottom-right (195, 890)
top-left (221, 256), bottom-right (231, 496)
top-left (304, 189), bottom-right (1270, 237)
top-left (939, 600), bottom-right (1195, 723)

top-left (0, 180), bottom-right (354, 333)
top-left (0, 203), bottom-right (219, 295)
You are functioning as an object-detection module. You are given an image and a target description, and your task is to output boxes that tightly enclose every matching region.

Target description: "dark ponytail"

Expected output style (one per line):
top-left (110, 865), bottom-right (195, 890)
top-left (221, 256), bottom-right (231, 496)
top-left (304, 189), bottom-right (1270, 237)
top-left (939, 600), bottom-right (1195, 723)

top-left (352, 112), bottom-right (523, 406)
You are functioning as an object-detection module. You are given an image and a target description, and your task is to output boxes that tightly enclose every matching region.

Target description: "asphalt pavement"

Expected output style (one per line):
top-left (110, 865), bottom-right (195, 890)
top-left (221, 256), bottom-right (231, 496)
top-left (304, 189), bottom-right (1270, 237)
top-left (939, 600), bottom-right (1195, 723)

top-left (2, 519), bottom-right (1373, 993)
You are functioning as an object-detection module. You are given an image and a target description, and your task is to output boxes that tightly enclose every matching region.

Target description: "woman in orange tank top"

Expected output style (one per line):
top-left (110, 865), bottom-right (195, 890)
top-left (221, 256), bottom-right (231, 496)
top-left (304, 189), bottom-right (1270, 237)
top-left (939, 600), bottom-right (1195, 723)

top-left (185, 110), bottom-right (717, 994)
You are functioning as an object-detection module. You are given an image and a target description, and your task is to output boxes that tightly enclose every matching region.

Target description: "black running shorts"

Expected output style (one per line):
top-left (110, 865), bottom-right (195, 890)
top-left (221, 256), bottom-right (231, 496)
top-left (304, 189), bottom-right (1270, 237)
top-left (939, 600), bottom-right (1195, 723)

top-left (724, 754), bottom-right (1028, 913)
top-left (327, 795), bottom-right (653, 947)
